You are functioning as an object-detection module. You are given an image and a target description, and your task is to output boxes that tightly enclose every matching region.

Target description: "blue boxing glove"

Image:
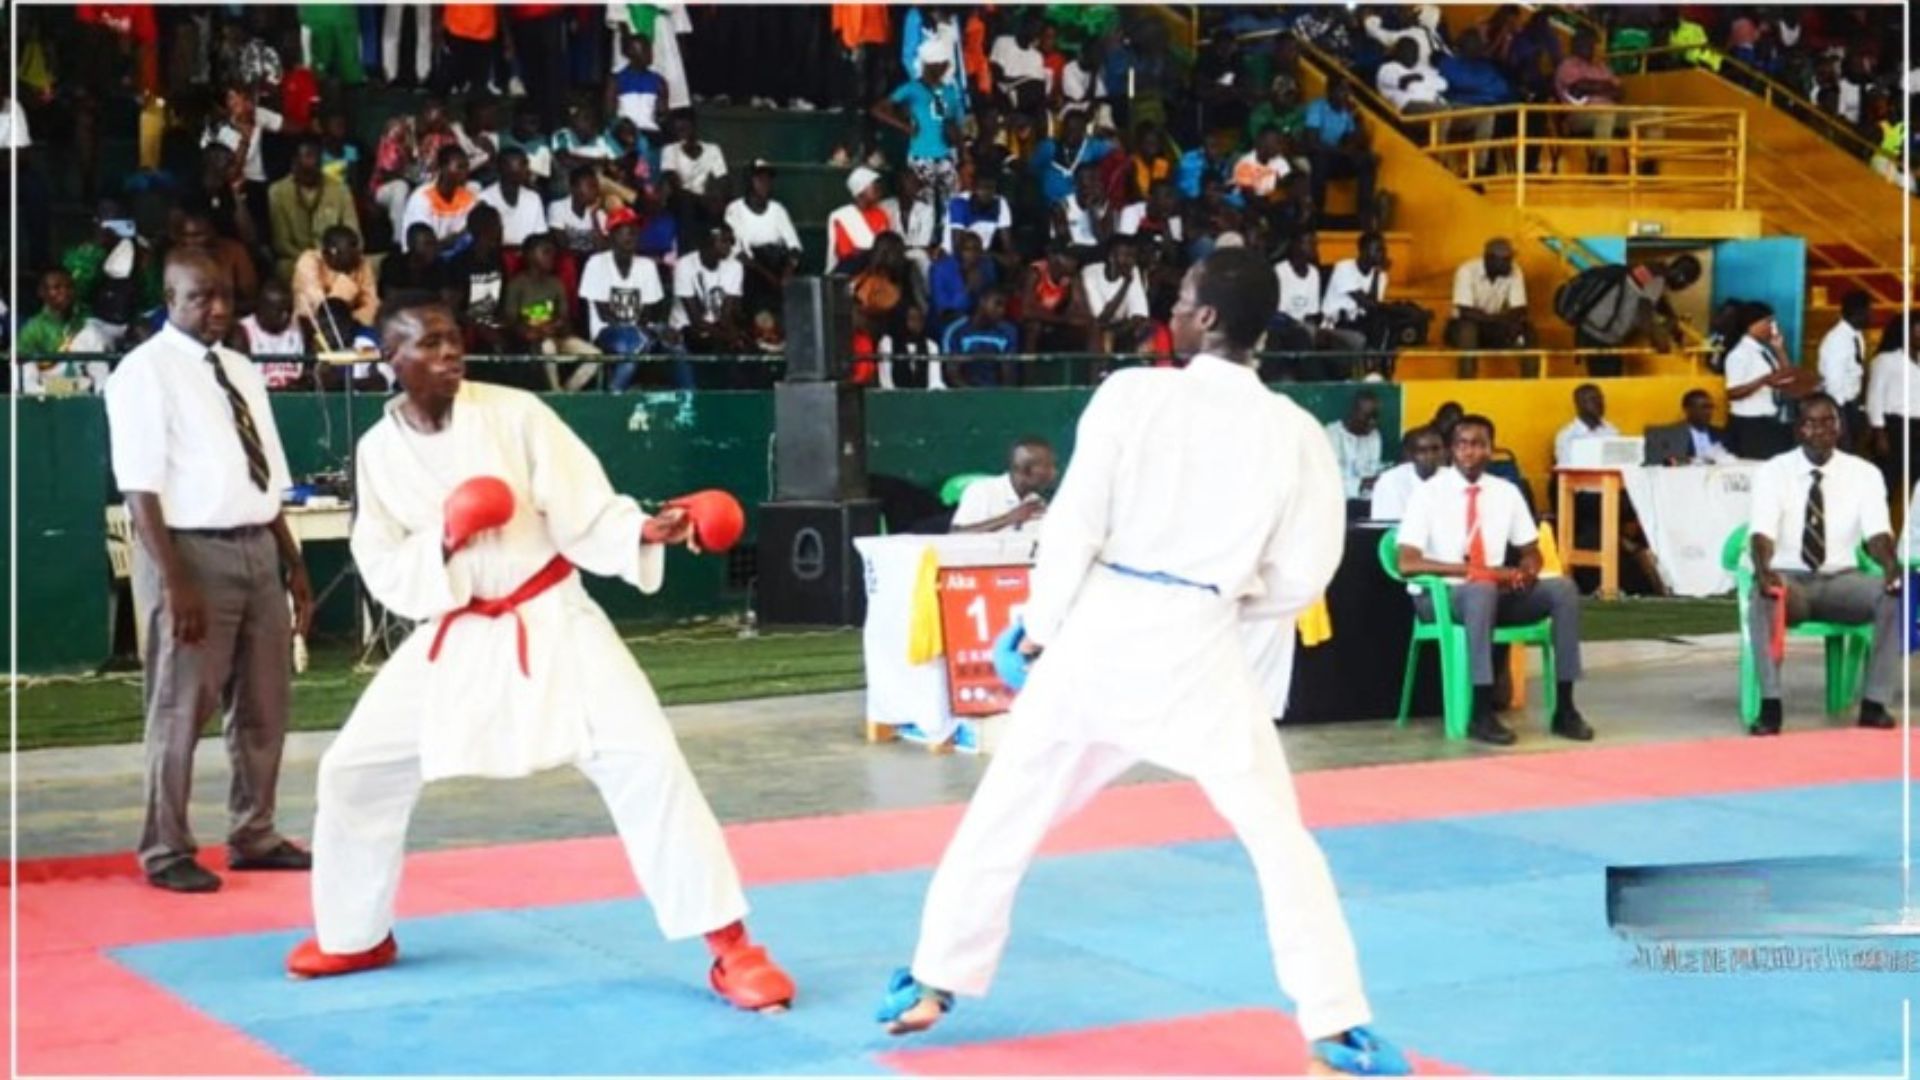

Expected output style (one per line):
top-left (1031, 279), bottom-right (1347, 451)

top-left (991, 623), bottom-right (1031, 691)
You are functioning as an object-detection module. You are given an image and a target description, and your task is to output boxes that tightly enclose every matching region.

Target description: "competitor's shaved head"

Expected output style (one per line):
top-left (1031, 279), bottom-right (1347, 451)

top-left (380, 293), bottom-right (467, 423)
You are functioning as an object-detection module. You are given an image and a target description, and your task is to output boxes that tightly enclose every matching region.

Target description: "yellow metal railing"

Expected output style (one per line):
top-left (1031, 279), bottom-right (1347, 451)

top-left (1409, 103), bottom-right (1747, 209)
top-left (1393, 345), bottom-right (1718, 379)
top-left (1594, 43), bottom-right (1895, 165)
top-left (1291, 35), bottom-right (1746, 210)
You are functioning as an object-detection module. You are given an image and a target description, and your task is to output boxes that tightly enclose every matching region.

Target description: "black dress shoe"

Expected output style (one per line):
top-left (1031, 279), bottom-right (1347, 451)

top-left (1858, 701), bottom-right (1896, 729)
top-left (1551, 709), bottom-right (1595, 741)
top-left (1468, 713), bottom-right (1517, 746)
top-left (148, 860), bottom-right (222, 893)
top-left (1751, 699), bottom-right (1784, 736)
top-left (229, 840), bottom-right (313, 871)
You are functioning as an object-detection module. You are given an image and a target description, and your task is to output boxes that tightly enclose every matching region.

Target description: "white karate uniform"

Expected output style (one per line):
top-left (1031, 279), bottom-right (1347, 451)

top-left (908, 355), bottom-right (1371, 1042)
top-left (310, 382), bottom-right (746, 953)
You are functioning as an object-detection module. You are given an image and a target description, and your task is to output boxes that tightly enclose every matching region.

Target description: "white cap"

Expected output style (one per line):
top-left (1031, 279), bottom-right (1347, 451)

top-left (916, 37), bottom-right (950, 68)
top-left (847, 166), bottom-right (881, 198)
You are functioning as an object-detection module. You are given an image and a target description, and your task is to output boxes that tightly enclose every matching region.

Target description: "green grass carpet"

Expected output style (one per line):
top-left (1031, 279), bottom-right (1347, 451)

top-left (14, 599), bottom-right (1735, 751)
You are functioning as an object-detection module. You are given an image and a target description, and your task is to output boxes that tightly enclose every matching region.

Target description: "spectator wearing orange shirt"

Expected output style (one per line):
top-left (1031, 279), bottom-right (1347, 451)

top-left (442, 4), bottom-right (500, 96)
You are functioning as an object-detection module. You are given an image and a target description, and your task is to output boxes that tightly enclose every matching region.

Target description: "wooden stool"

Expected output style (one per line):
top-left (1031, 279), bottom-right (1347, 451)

top-left (1554, 468), bottom-right (1623, 600)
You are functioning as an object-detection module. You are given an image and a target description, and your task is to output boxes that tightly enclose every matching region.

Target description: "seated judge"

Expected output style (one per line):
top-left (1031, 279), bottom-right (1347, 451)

top-left (1396, 414), bottom-right (1592, 746)
top-left (1368, 425), bottom-right (1445, 521)
top-left (1745, 394), bottom-right (1901, 734)
top-left (950, 437), bottom-right (1059, 534)
top-left (1643, 389), bottom-right (1733, 465)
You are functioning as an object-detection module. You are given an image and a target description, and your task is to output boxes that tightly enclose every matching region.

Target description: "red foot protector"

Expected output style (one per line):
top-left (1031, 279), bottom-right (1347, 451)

top-left (709, 943), bottom-right (796, 1011)
top-left (285, 933), bottom-right (399, 979)
top-left (665, 490), bottom-right (747, 554)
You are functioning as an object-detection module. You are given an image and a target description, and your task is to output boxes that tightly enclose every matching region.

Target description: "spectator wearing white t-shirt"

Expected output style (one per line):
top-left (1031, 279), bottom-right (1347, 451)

top-left (1079, 236), bottom-right (1152, 354)
top-left (1376, 38), bottom-right (1450, 112)
top-left (725, 161), bottom-right (805, 321)
top-left (672, 224), bottom-right (750, 355)
top-left (237, 281), bottom-right (310, 391)
top-left (1864, 313), bottom-right (1920, 497)
top-left (480, 148), bottom-right (550, 249)
top-left (1268, 233), bottom-right (1362, 380)
top-left (1322, 232), bottom-right (1391, 339)
top-left (579, 208), bottom-right (667, 347)
top-left (1056, 40), bottom-right (1111, 129)
top-left (989, 16), bottom-right (1052, 114)
top-left (661, 110), bottom-right (730, 240)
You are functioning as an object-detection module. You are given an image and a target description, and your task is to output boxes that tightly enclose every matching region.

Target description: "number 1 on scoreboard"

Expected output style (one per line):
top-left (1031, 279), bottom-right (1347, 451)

top-left (965, 594), bottom-right (989, 642)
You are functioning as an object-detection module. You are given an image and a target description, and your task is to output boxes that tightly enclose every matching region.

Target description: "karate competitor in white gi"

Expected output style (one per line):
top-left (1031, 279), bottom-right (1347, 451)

top-left (875, 249), bottom-right (1408, 1076)
top-left (285, 296), bottom-right (794, 1012)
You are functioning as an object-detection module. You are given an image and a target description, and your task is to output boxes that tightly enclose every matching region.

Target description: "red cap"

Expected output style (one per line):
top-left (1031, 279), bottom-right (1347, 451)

top-left (605, 206), bottom-right (640, 232)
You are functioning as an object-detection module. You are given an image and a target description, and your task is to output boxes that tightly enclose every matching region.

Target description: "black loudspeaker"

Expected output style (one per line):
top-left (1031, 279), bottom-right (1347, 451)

top-left (775, 381), bottom-right (868, 501)
top-left (756, 500), bottom-right (882, 626)
top-left (782, 276), bottom-right (853, 381)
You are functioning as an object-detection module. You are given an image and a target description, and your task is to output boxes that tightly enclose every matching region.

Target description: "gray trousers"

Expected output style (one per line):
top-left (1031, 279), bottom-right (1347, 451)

top-left (1749, 569), bottom-right (1900, 704)
top-left (1415, 577), bottom-right (1585, 687)
top-left (131, 528), bottom-right (292, 873)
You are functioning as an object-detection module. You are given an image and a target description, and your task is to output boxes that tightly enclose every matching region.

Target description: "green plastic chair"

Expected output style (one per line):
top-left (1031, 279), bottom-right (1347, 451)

top-left (1719, 524), bottom-right (1875, 728)
top-left (940, 473), bottom-right (992, 508)
top-left (1377, 527), bottom-right (1558, 741)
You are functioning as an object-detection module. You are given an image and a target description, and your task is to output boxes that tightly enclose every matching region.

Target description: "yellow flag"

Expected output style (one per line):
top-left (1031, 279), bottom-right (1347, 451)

top-left (1298, 596), bottom-right (1334, 647)
top-left (905, 545), bottom-right (945, 664)
top-left (1536, 523), bottom-right (1564, 576)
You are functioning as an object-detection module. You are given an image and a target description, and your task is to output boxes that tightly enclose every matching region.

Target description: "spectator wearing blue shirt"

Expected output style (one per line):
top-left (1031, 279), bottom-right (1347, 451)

top-left (1300, 79), bottom-right (1380, 229)
top-left (929, 231), bottom-right (1000, 328)
top-left (938, 285), bottom-right (1020, 387)
top-left (1435, 30), bottom-right (1512, 176)
top-left (874, 39), bottom-right (966, 251)
top-left (1175, 129), bottom-right (1243, 205)
top-left (609, 33), bottom-right (669, 139)
top-left (1031, 111), bottom-right (1113, 206)
top-left (946, 171), bottom-right (1019, 277)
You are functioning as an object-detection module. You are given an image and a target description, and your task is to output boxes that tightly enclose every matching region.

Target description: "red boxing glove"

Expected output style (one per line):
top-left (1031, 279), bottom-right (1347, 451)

top-left (664, 489), bottom-right (746, 554)
top-left (444, 476), bottom-right (515, 553)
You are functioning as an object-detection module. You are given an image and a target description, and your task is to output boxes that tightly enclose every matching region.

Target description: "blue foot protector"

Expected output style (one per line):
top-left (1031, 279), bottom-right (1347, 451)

top-left (874, 967), bottom-right (953, 1033)
top-left (1311, 1026), bottom-right (1412, 1075)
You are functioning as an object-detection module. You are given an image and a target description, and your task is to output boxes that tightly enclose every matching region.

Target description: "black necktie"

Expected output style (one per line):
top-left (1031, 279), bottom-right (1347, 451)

top-left (1801, 467), bottom-right (1826, 571)
top-left (206, 351), bottom-right (271, 492)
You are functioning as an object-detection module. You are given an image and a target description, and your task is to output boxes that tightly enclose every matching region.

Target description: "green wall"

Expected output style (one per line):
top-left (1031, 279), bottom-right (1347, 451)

top-left (14, 383), bottom-right (1400, 674)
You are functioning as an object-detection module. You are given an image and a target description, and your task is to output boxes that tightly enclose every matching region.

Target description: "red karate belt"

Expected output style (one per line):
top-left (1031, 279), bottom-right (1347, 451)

top-left (427, 554), bottom-right (575, 677)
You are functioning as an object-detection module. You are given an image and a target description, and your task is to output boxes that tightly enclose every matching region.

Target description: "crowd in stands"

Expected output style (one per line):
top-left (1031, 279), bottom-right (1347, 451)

top-left (4, 3), bottom-right (1912, 395)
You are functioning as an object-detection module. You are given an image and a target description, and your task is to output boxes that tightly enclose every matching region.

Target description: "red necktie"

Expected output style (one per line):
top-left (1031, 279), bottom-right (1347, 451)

top-left (1466, 485), bottom-right (1488, 573)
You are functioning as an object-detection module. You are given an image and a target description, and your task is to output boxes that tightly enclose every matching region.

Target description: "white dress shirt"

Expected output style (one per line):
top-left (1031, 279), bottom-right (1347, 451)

top-left (1275, 261), bottom-right (1323, 322)
top-left (1554, 417), bottom-right (1620, 467)
top-left (105, 322), bottom-right (294, 528)
top-left (1723, 336), bottom-right (1786, 420)
top-left (1322, 259), bottom-right (1387, 325)
top-left (1749, 447), bottom-right (1890, 573)
top-left (1865, 349), bottom-right (1918, 428)
top-left (1452, 259), bottom-right (1527, 315)
top-left (1817, 320), bottom-right (1867, 406)
top-left (951, 473), bottom-right (1038, 533)
top-left (1368, 461), bottom-right (1429, 521)
top-left (1323, 421), bottom-right (1383, 499)
top-left (1397, 467), bottom-right (1538, 583)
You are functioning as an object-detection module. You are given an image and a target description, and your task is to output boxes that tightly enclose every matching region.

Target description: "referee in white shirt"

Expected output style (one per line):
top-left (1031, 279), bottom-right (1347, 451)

top-left (1746, 394), bottom-right (1901, 734)
top-left (103, 252), bottom-right (315, 893)
top-left (1396, 415), bottom-right (1591, 745)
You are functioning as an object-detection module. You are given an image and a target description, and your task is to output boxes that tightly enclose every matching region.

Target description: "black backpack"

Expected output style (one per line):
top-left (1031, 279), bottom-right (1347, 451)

top-left (1552, 264), bottom-right (1634, 340)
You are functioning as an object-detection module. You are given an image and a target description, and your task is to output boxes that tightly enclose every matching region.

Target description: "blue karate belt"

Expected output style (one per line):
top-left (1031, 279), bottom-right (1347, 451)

top-left (1099, 561), bottom-right (1221, 595)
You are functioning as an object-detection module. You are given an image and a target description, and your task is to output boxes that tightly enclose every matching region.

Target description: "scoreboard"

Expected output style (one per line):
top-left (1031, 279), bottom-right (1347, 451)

top-left (935, 565), bottom-right (1032, 716)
